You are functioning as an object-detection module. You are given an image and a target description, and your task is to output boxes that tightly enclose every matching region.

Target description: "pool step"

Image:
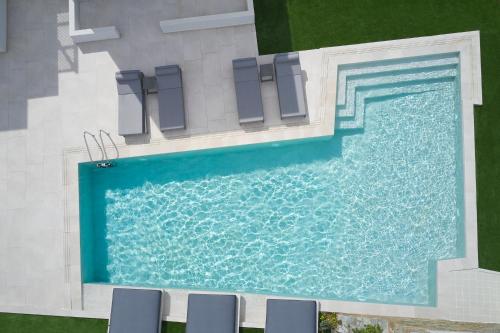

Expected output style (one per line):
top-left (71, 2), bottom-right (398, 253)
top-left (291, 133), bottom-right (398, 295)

top-left (336, 52), bottom-right (459, 106)
top-left (337, 66), bottom-right (458, 118)
top-left (335, 54), bottom-right (460, 131)
top-left (336, 78), bottom-right (457, 130)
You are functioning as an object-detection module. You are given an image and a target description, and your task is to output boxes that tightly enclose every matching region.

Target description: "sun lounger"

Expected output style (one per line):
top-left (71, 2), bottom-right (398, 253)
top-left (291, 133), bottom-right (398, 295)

top-left (265, 299), bottom-right (317, 333)
top-left (232, 57), bottom-right (264, 124)
top-left (116, 70), bottom-right (147, 136)
top-left (274, 52), bottom-right (307, 119)
top-left (186, 294), bottom-right (238, 333)
top-left (155, 65), bottom-right (186, 131)
top-left (109, 288), bottom-right (163, 333)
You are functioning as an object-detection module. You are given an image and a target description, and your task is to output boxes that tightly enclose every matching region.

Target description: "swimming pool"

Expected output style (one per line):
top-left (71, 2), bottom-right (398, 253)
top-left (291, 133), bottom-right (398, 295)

top-left (79, 53), bottom-right (464, 306)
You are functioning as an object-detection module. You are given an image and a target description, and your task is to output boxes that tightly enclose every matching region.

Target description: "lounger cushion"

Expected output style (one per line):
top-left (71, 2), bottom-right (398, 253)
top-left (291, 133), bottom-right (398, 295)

top-left (0, 0), bottom-right (6, 52)
top-left (232, 58), bottom-right (264, 124)
top-left (116, 71), bottom-right (143, 94)
top-left (275, 74), bottom-right (306, 118)
top-left (116, 70), bottom-right (146, 136)
top-left (118, 93), bottom-right (145, 135)
top-left (109, 288), bottom-right (162, 333)
top-left (234, 80), bottom-right (264, 123)
top-left (274, 53), bottom-right (302, 77)
top-left (266, 299), bottom-right (316, 333)
top-left (186, 294), bottom-right (237, 333)
top-left (155, 65), bottom-right (186, 131)
top-left (158, 88), bottom-right (185, 130)
top-left (156, 65), bottom-right (182, 89)
top-left (274, 53), bottom-right (307, 118)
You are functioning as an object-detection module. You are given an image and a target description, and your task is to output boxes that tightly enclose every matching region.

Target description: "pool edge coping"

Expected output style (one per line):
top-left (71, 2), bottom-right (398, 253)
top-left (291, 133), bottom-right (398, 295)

top-left (57, 30), bottom-right (485, 325)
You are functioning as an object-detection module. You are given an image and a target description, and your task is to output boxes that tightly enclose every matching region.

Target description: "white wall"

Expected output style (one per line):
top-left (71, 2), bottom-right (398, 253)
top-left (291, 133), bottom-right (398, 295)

top-left (160, 0), bottom-right (255, 33)
top-left (68, 0), bottom-right (120, 44)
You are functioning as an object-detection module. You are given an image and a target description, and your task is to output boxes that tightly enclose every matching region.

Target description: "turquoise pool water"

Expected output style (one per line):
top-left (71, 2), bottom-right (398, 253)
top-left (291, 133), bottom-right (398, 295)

top-left (79, 53), bottom-right (464, 306)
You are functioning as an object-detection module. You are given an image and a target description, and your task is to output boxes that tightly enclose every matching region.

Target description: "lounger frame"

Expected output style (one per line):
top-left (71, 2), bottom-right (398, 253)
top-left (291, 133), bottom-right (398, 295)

top-left (274, 52), bottom-right (308, 119)
top-left (155, 65), bottom-right (186, 131)
top-left (115, 70), bottom-right (147, 136)
top-left (232, 57), bottom-right (264, 124)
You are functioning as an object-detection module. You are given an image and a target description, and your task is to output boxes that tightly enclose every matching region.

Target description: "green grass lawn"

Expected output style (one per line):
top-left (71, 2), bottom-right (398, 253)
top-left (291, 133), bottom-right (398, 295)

top-left (0, 313), bottom-right (263, 333)
top-left (0, 313), bottom-right (108, 333)
top-left (254, 0), bottom-right (500, 271)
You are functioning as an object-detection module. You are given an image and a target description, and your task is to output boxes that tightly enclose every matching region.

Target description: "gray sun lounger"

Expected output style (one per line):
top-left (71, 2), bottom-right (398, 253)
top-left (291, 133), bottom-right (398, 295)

top-left (265, 299), bottom-right (317, 333)
top-left (186, 294), bottom-right (238, 333)
top-left (116, 70), bottom-right (147, 136)
top-left (109, 288), bottom-right (163, 333)
top-left (155, 65), bottom-right (186, 131)
top-left (233, 57), bottom-right (264, 124)
top-left (274, 52), bottom-right (307, 119)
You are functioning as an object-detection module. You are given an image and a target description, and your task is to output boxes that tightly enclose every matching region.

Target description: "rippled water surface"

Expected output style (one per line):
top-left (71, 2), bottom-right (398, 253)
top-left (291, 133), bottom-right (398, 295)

top-left (80, 66), bottom-right (464, 306)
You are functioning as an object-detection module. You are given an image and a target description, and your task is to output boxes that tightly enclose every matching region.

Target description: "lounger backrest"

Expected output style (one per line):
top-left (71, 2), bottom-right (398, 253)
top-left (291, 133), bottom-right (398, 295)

top-left (265, 299), bottom-right (317, 333)
top-left (233, 58), bottom-right (260, 82)
top-left (232, 58), bottom-right (264, 123)
top-left (155, 65), bottom-right (185, 131)
top-left (186, 294), bottom-right (238, 333)
top-left (274, 52), bottom-right (307, 118)
top-left (156, 65), bottom-right (182, 89)
top-left (116, 70), bottom-right (146, 136)
top-left (109, 288), bottom-right (162, 333)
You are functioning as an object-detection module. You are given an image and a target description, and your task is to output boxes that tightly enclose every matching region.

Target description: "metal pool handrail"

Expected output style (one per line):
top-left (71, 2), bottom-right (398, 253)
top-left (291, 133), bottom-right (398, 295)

top-left (99, 129), bottom-right (119, 160)
top-left (83, 131), bottom-right (104, 162)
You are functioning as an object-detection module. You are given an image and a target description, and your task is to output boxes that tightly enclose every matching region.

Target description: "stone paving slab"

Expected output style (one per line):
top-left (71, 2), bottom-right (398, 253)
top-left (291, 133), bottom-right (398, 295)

top-left (0, 0), bottom-right (497, 327)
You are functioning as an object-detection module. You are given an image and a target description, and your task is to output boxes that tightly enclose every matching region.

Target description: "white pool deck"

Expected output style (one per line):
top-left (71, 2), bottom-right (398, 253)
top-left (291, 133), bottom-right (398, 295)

top-left (0, 0), bottom-right (499, 327)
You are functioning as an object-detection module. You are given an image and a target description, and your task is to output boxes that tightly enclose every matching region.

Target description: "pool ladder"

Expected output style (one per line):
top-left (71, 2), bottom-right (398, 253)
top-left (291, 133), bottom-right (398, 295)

top-left (83, 130), bottom-right (119, 168)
